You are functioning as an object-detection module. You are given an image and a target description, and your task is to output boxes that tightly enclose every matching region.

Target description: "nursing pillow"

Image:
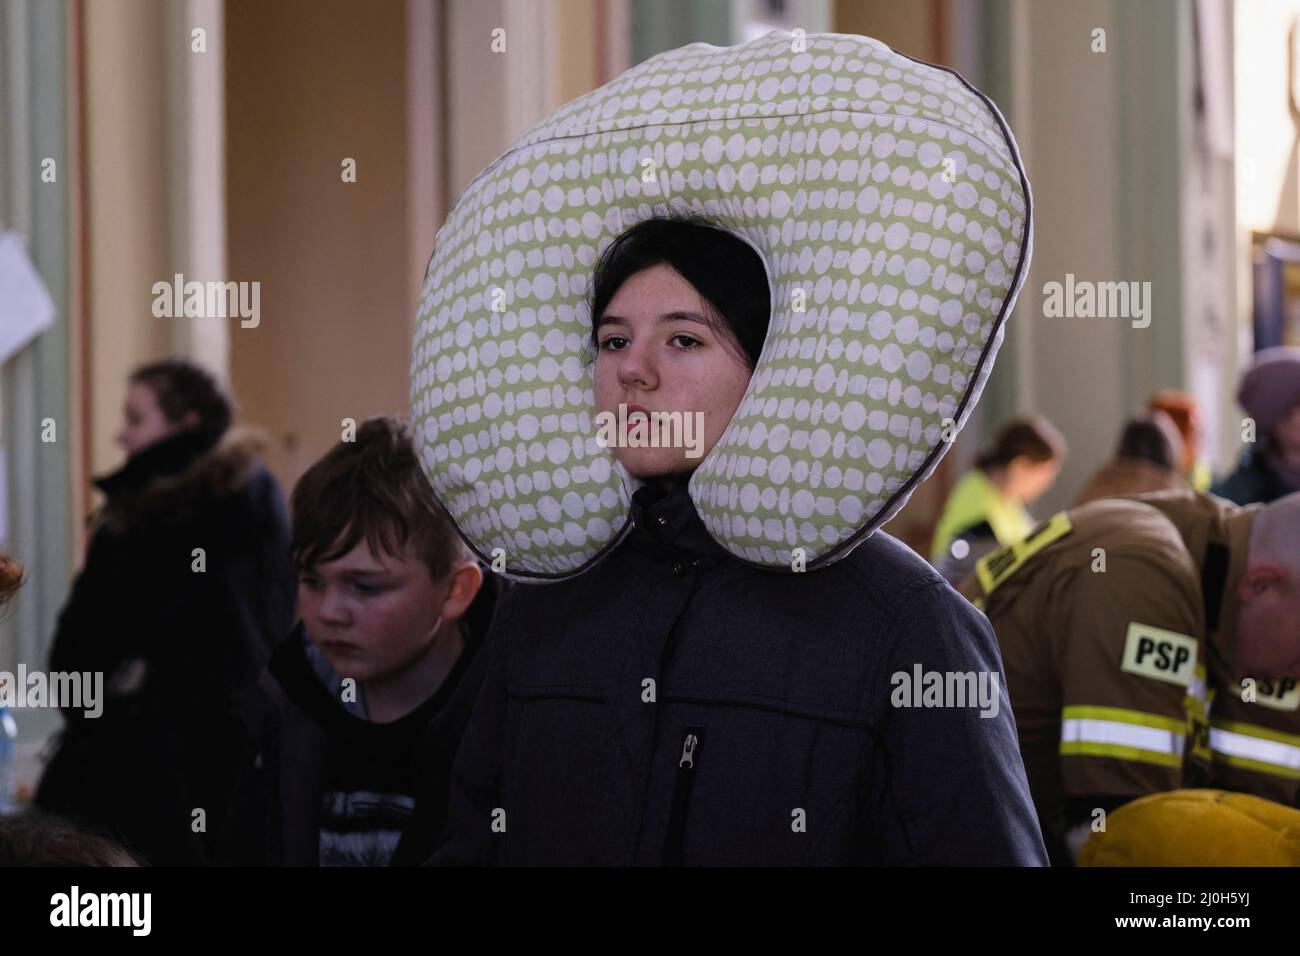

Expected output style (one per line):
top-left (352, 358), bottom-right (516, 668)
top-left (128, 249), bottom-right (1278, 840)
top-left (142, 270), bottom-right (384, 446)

top-left (411, 30), bottom-right (1032, 581)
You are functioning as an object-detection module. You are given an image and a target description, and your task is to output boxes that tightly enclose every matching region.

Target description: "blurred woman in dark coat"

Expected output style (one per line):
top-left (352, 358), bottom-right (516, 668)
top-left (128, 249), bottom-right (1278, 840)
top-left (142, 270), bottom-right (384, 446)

top-left (36, 359), bottom-right (296, 865)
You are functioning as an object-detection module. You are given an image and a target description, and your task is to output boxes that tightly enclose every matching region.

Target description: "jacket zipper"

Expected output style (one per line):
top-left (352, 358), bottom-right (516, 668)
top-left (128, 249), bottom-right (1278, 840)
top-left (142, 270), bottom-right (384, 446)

top-left (662, 725), bottom-right (705, 865)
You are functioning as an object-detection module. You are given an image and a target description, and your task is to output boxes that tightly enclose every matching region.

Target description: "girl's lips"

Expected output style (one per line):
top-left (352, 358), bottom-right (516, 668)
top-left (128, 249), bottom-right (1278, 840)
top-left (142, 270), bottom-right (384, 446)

top-left (625, 403), bottom-right (652, 431)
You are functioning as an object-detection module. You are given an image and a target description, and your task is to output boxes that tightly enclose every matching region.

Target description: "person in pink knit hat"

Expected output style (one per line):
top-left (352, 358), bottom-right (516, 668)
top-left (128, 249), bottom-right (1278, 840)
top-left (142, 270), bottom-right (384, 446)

top-left (1213, 346), bottom-right (1300, 504)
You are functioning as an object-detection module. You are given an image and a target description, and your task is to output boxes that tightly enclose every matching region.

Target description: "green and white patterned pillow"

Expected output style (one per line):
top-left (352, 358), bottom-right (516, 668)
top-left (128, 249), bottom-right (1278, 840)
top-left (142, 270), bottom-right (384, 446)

top-left (411, 29), bottom-right (1031, 581)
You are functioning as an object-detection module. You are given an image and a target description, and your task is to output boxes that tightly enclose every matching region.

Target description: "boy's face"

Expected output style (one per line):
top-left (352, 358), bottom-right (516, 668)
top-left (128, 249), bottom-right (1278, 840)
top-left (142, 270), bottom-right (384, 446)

top-left (298, 537), bottom-right (445, 685)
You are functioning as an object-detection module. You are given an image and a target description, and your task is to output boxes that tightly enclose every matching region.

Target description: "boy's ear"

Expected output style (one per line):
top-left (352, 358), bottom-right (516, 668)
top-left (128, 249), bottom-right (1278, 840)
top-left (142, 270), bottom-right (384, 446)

top-left (441, 559), bottom-right (484, 619)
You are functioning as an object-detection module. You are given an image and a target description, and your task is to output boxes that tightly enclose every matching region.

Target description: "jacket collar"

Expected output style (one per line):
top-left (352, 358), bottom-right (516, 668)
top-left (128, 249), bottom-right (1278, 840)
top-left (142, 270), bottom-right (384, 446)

top-left (90, 425), bottom-right (267, 534)
top-left (267, 621), bottom-right (363, 727)
top-left (627, 479), bottom-right (730, 563)
top-left (94, 424), bottom-right (225, 502)
top-left (1236, 444), bottom-right (1300, 496)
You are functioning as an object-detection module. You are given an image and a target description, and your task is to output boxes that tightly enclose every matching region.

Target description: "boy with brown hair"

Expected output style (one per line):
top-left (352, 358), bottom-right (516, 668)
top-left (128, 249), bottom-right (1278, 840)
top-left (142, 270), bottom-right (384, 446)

top-left (223, 416), bottom-right (504, 865)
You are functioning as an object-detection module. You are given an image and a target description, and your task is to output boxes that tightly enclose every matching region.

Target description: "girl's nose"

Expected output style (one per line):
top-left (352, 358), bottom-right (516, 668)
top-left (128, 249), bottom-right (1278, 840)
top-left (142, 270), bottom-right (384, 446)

top-left (617, 342), bottom-right (656, 389)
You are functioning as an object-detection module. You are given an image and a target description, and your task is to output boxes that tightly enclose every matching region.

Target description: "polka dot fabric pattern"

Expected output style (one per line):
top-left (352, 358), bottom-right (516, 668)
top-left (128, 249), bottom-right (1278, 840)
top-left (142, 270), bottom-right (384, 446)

top-left (411, 30), bottom-right (1032, 581)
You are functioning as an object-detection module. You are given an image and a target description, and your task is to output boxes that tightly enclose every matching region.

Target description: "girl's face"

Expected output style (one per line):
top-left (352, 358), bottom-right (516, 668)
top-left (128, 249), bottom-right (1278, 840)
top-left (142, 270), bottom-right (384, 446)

top-left (593, 263), bottom-right (754, 480)
top-left (1005, 455), bottom-right (1059, 504)
top-left (115, 382), bottom-right (187, 457)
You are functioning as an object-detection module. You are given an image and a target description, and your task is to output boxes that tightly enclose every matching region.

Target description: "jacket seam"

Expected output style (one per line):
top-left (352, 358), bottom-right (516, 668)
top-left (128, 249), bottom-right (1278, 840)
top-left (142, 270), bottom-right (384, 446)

top-left (660, 692), bottom-right (873, 728)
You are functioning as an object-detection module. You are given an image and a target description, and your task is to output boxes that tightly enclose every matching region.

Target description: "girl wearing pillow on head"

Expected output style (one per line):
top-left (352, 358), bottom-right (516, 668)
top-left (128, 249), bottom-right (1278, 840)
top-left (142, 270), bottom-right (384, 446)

top-left (429, 215), bottom-right (1047, 865)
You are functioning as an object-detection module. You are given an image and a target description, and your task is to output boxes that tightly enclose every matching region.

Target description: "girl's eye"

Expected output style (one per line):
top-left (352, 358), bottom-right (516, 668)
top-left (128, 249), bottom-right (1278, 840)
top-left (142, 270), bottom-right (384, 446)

top-left (298, 575), bottom-right (322, 591)
top-left (353, 582), bottom-right (384, 596)
top-left (599, 333), bottom-right (699, 350)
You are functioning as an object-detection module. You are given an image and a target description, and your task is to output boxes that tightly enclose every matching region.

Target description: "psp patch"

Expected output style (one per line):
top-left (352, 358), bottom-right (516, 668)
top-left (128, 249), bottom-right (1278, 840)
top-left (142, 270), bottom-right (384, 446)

top-left (1120, 622), bottom-right (1199, 688)
top-left (1250, 678), bottom-right (1300, 712)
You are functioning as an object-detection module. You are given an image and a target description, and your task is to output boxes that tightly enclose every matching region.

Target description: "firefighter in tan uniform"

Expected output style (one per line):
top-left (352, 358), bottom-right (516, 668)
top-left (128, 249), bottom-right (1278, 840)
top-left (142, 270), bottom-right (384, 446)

top-left (958, 489), bottom-right (1300, 864)
top-left (1205, 676), bottom-right (1300, 806)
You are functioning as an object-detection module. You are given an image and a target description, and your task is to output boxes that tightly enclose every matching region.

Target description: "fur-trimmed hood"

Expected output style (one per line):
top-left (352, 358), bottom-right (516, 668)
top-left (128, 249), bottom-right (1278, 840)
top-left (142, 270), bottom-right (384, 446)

top-left (93, 424), bottom-right (273, 535)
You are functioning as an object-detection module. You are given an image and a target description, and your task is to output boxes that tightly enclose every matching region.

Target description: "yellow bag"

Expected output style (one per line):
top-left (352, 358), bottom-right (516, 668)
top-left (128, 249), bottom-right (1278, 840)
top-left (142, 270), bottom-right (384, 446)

top-left (1078, 789), bottom-right (1300, 866)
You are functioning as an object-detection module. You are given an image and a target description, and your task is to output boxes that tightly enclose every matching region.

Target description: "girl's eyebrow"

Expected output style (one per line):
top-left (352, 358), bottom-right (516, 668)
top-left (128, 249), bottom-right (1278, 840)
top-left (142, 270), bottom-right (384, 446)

top-left (594, 311), bottom-right (709, 330)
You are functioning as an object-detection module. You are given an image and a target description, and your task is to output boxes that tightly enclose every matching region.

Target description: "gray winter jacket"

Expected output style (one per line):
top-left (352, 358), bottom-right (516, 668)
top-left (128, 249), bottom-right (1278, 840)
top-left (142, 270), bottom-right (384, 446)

top-left (430, 479), bottom-right (1048, 866)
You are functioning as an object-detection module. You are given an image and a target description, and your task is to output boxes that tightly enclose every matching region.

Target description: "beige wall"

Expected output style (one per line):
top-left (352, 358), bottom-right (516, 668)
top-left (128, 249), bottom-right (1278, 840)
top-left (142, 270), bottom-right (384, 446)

top-left (80, 0), bottom-right (231, 487)
top-left (225, 0), bottom-right (411, 492)
top-left (444, 0), bottom-right (557, 199)
top-left (835, 0), bottom-right (938, 61)
top-left (83, 0), bottom-right (172, 478)
top-left (225, 0), bottom-right (625, 494)
top-left (1002, 0), bottom-right (1129, 510)
top-left (556, 0), bottom-right (604, 102)
top-left (443, 0), bottom-right (624, 202)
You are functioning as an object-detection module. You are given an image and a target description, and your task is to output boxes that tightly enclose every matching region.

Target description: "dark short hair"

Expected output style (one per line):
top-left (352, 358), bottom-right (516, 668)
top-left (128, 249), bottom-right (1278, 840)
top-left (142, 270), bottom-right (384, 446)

top-left (290, 416), bottom-right (470, 583)
top-left (586, 213), bottom-right (772, 370)
top-left (0, 811), bottom-right (141, 866)
top-left (130, 358), bottom-right (233, 437)
top-left (974, 414), bottom-right (1067, 471)
top-left (1116, 412), bottom-right (1182, 469)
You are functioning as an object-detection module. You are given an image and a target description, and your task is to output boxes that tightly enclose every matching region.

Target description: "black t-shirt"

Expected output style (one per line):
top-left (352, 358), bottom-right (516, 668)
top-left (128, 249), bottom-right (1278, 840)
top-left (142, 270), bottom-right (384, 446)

top-left (247, 571), bottom-right (505, 867)
top-left (315, 647), bottom-right (476, 867)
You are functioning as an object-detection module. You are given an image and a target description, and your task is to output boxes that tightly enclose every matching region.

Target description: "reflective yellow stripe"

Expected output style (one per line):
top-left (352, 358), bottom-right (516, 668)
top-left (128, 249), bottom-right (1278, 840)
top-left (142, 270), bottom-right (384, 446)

top-left (1059, 741), bottom-right (1184, 768)
top-left (975, 511), bottom-right (1073, 596)
top-left (1062, 706), bottom-right (1186, 734)
top-left (1211, 719), bottom-right (1300, 749)
top-left (1212, 753), bottom-right (1300, 781)
top-left (1210, 719), bottom-right (1300, 780)
top-left (1061, 705), bottom-right (1186, 768)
